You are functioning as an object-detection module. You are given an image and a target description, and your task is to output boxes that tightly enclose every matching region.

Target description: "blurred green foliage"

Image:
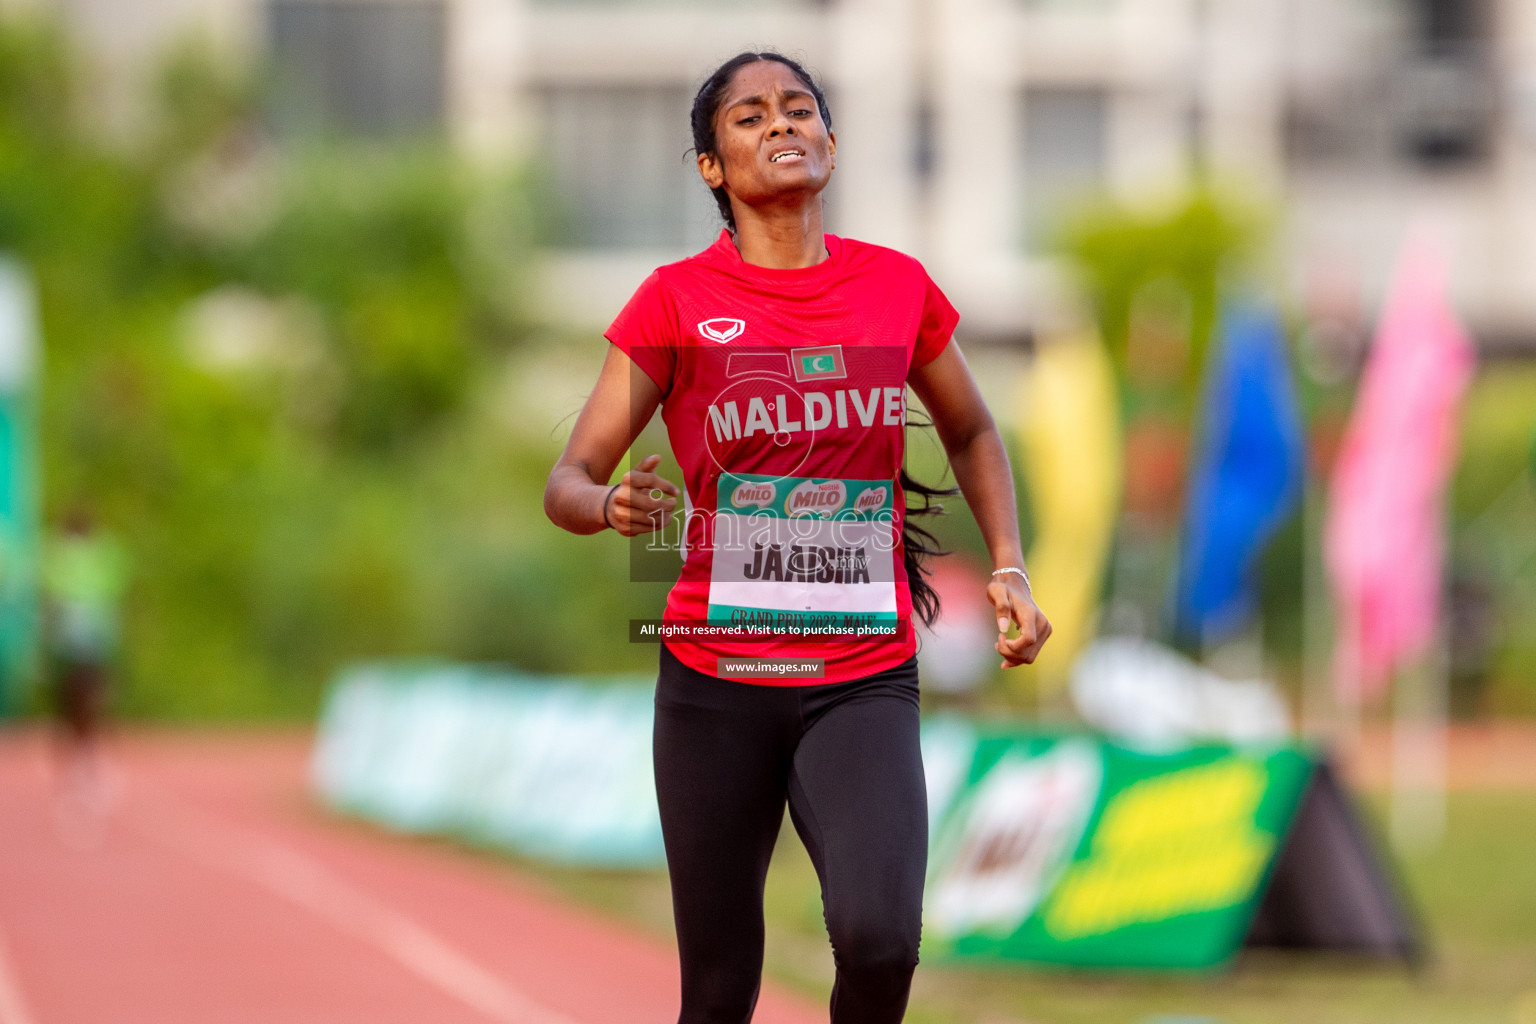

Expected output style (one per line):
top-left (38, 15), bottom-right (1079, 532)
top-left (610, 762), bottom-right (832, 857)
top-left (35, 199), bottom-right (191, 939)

top-left (1060, 189), bottom-right (1265, 408)
top-left (1449, 368), bottom-right (1536, 715)
top-left (0, 14), bottom-right (655, 718)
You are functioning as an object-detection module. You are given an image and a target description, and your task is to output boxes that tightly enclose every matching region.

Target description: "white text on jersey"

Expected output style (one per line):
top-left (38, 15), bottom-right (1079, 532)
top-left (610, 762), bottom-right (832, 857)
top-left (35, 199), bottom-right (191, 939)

top-left (707, 388), bottom-right (908, 442)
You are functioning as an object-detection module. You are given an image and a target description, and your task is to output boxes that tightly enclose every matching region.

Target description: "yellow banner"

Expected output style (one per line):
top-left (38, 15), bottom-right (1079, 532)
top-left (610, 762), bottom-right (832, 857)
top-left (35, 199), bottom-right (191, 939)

top-left (1015, 331), bottom-right (1122, 687)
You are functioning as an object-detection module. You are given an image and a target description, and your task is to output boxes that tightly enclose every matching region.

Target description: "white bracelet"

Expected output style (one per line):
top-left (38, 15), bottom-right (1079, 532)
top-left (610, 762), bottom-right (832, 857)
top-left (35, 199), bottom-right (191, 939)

top-left (991, 566), bottom-right (1031, 590)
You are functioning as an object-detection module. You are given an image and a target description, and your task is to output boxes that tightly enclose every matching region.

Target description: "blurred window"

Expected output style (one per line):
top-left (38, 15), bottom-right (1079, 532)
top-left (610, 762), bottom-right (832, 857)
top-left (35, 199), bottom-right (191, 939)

top-left (1397, 0), bottom-right (1494, 167)
top-left (530, 0), bottom-right (813, 6)
top-left (536, 85), bottom-right (719, 250)
top-left (1019, 87), bottom-right (1106, 251)
top-left (268, 1), bottom-right (446, 138)
top-left (1414, 0), bottom-right (1487, 51)
top-left (912, 99), bottom-right (937, 185)
top-left (1019, 0), bottom-right (1116, 9)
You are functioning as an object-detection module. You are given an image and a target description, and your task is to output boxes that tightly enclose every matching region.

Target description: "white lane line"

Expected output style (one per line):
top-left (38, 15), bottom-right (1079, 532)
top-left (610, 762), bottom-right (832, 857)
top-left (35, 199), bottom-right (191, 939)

top-left (244, 843), bottom-right (582, 1024)
top-left (129, 796), bottom-right (584, 1024)
top-left (0, 926), bottom-right (40, 1024)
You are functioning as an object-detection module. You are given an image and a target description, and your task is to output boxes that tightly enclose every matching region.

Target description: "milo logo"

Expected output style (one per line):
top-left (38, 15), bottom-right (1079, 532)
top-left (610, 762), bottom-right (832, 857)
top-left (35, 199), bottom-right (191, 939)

top-left (854, 486), bottom-right (888, 512)
top-left (731, 480), bottom-right (776, 509)
top-left (786, 480), bottom-right (847, 518)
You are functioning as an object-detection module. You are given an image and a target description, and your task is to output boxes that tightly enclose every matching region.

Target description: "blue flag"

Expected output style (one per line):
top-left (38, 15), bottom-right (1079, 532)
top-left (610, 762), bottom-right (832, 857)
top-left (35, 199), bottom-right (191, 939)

top-left (1172, 302), bottom-right (1305, 645)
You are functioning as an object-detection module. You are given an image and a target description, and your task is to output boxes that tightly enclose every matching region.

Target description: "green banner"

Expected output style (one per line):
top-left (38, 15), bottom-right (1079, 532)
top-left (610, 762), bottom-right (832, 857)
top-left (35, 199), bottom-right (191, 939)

top-left (0, 257), bottom-right (39, 717)
top-left (924, 732), bottom-right (1314, 970)
top-left (314, 662), bottom-right (667, 868)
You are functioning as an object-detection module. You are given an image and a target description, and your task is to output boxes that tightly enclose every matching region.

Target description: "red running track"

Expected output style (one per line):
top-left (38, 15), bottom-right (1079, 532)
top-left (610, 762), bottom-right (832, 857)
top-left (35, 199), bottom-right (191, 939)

top-left (0, 728), bottom-right (824, 1024)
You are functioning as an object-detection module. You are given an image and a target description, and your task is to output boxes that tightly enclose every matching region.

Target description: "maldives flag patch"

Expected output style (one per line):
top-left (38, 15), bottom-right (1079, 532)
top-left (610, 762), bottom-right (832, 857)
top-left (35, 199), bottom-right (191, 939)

top-left (792, 345), bottom-right (847, 382)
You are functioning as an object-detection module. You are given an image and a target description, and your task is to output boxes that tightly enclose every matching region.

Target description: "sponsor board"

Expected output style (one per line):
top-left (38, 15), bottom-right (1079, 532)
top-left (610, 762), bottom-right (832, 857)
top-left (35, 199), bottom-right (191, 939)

top-left (926, 736), bottom-right (1308, 968)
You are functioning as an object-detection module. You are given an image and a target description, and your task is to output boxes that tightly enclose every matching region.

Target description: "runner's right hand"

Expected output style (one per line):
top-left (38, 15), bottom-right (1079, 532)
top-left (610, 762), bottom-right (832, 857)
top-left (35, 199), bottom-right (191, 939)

top-left (607, 454), bottom-right (680, 536)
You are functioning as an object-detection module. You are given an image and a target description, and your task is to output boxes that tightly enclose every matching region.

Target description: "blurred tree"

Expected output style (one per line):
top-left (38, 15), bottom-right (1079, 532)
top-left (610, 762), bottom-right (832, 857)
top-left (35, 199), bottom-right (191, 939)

top-left (231, 154), bottom-right (483, 451)
top-left (1060, 190), bottom-right (1264, 405)
top-left (0, 12), bottom-right (612, 719)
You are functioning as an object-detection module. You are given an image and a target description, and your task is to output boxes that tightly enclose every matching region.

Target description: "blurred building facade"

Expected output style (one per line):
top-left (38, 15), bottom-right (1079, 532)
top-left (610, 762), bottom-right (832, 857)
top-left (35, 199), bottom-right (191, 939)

top-left (33, 0), bottom-right (1536, 347)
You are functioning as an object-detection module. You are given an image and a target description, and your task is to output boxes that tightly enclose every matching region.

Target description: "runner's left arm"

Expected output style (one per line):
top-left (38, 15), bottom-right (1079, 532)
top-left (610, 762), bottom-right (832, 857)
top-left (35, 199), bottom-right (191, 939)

top-left (907, 343), bottom-right (1051, 668)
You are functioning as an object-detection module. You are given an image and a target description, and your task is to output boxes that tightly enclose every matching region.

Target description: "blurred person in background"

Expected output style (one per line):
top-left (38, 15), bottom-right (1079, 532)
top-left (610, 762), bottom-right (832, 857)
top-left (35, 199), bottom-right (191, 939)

top-left (546, 52), bottom-right (1048, 1023)
top-left (42, 506), bottom-right (129, 814)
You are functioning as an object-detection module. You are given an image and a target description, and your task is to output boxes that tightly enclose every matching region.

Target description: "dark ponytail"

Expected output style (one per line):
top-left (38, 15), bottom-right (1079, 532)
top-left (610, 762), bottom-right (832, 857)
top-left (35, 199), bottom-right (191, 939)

top-left (690, 53), bottom-right (955, 628)
top-left (899, 420), bottom-right (959, 629)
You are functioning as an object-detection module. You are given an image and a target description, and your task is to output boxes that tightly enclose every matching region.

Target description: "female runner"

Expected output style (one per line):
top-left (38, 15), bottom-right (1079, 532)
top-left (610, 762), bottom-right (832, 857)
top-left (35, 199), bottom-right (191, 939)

top-left (545, 51), bottom-right (1049, 1024)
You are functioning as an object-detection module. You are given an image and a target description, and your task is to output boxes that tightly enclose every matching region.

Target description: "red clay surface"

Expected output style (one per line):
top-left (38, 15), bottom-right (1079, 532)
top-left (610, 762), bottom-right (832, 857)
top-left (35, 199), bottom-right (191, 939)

top-left (1341, 722), bottom-right (1536, 790)
top-left (0, 728), bottom-right (825, 1024)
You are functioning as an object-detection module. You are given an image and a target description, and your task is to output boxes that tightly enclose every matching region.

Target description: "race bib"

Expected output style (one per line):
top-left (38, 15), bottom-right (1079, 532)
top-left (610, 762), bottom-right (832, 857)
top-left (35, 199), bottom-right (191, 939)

top-left (707, 471), bottom-right (898, 635)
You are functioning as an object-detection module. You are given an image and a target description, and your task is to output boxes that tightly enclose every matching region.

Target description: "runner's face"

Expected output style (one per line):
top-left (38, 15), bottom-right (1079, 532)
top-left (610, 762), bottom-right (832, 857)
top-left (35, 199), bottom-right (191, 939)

top-left (698, 62), bottom-right (835, 210)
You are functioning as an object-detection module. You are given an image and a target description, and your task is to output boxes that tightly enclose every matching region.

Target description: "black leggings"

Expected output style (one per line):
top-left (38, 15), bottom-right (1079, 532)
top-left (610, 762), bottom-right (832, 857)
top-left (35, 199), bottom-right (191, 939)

top-left (653, 645), bottom-right (928, 1024)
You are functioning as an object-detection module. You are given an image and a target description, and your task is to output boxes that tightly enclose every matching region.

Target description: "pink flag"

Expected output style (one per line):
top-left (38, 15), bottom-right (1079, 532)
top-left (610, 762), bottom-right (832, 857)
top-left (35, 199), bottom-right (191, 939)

top-left (1325, 233), bottom-right (1475, 703)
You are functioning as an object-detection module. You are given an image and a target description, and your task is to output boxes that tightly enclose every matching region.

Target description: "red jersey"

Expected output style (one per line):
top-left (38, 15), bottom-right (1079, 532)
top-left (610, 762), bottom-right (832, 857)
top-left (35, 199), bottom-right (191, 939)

top-left (606, 230), bottom-right (958, 684)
